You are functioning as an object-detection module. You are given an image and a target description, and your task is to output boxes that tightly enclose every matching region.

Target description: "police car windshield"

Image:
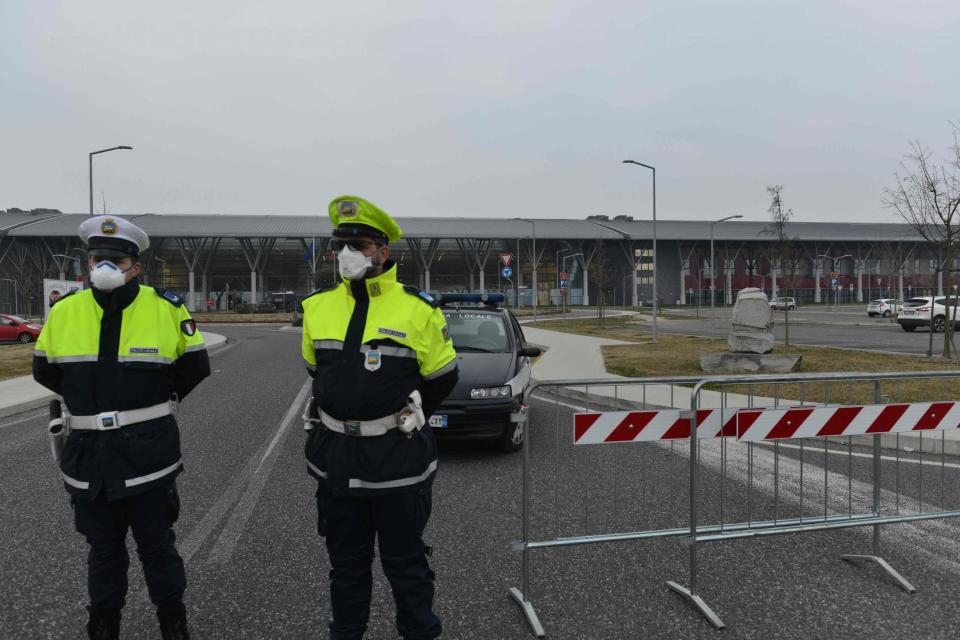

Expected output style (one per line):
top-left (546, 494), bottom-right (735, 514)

top-left (442, 311), bottom-right (510, 353)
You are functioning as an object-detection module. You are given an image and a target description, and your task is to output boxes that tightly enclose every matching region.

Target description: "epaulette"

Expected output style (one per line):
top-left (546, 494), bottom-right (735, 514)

top-left (301, 283), bottom-right (339, 304)
top-left (49, 289), bottom-right (79, 308)
top-left (403, 285), bottom-right (438, 308)
top-left (154, 287), bottom-right (183, 307)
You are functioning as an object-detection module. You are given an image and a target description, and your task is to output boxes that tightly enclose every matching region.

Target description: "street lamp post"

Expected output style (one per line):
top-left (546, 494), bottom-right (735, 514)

top-left (153, 257), bottom-right (167, 289)
top-left (710, 215), bottom-right (743, 322)
top-left (622, 274), bottom-right (634, 310)
top-left (513, 218), bottom-right (538, 322)
top-left (623, 160), bottom-right (657, 342)
top-left (818, 253), bottom-right (853, 313)
top-left (0, 278), bottom-right (18, 316)
top-left (556, 248), bottom-right (571, 310)
top-left (89, 146), bottom-right (133, 215)
top-left (561, 253), bottom-right (583, 314)
top-left (51, 253), bottom-right (82, 280)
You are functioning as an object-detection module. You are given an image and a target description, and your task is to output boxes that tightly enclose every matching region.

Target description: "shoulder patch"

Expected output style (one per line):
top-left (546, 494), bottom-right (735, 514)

top-left (402, 285), bottom-right (438, 307)
top-left (154, 287), bottom-right (183, 307)
top-left (300, 283), bottom-right (340, 305)
top-left (49, 289), bottom-right (79, 308)
top-left (181, 319), bottom-right (197, 336)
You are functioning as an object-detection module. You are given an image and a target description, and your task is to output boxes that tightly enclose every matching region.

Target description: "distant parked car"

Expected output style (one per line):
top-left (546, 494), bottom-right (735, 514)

top-left (897, 297), bottom-right (960, 332)
top-left (866, 298), bottom-right (902, 318)
top-left (0, 314), bottom-right (42, 343)
top-left (769, 297), bottom-right (796, 311)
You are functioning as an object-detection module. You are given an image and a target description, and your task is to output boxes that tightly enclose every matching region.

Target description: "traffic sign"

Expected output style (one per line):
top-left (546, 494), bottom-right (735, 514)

top-left (502, 266), bottom-right (513, 279)
top-left (560, 272), bottom-right (568, 280)
top-left (499, 253), bottom-right (514, 267)
top-left (560, 279), bottom-right (568, 288)
top-left (831, 278), bottom-right (838, 286)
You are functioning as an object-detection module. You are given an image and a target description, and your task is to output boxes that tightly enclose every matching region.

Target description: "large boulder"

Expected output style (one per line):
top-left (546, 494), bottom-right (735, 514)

top-left (701, 353), bottom-right (802, 373)
top-left (728, 288), bottom-right (774, 354)
top-left (730, 287), bottom-right (773, 332)
top-left (728, 331), bottom-right (775, 354)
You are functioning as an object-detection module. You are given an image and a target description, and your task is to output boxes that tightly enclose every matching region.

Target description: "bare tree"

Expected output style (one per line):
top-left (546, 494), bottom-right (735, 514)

top-left (765, 185), bottom-right (798, 347)
top-left (884, 126), bottom-right (960, 358)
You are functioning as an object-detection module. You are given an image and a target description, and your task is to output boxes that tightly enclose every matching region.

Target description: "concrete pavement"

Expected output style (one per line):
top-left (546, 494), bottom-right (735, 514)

top-left (0, 330), bottom-right (227, 418)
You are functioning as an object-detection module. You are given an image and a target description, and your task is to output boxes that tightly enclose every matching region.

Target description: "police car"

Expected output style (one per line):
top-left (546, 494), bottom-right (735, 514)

top-left (431, 293), bottom-right (541, 452)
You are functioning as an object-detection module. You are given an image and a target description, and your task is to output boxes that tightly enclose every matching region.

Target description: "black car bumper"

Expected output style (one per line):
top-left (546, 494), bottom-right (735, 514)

top-left (432, 397), bottom-right (518, 439)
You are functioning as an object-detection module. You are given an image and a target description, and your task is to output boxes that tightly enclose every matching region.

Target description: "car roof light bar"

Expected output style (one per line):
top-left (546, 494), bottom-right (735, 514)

top-left (437, 292), bottom-right (505, 306)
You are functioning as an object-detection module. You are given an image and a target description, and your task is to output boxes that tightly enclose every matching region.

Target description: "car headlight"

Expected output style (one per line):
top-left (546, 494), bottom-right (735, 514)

top-left (470, 385), bottom-right (512, 399)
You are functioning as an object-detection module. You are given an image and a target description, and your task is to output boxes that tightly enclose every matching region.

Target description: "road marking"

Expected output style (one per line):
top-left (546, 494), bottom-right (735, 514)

top-left (757, 441), bottom-right (960, 470)
top-left (209, 340), bottom-right (239, 356)
top-left (178, 378), bottom-right (310, 565)
top-left (0, 410), bottom-right (45, 429)
top-left (206, 378), bottom-right (311, 565)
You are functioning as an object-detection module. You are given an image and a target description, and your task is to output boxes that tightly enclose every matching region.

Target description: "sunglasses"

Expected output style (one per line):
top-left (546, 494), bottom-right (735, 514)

top-left (332, 238), bottom-right (380, 252)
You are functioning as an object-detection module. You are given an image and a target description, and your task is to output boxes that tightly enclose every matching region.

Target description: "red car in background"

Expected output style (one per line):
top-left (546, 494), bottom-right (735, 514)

top-left (0, 314), bottom-right (42, 343)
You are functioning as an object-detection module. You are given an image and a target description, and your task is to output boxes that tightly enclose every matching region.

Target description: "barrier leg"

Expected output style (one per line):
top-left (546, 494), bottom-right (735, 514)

top-left (666, 401), bottom-right (726, 630)
top-left (509, 586), bottom-right (546, 637)
top-left (839, 422), bottom-right (916, 594)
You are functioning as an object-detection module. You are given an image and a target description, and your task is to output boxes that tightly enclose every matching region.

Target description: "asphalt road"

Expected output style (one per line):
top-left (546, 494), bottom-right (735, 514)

top-left (657, 313), bottom-right (949, 356)
top-left (2, 324), bottom-right (960, 639)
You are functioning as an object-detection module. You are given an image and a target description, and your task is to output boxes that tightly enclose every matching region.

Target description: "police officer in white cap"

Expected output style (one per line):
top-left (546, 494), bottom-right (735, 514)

top-left (33, 215), bottom-right (210, 640)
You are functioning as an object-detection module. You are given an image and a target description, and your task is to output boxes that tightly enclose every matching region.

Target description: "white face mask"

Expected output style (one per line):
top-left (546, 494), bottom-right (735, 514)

top-left (338, 246), bottom-right (374, 280)
top-left (89, 260), bottom-right (130, 292)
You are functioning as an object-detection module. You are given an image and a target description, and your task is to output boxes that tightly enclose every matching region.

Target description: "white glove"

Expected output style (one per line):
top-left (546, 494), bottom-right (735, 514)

top-left (399, 390), bottom-right (426, 433)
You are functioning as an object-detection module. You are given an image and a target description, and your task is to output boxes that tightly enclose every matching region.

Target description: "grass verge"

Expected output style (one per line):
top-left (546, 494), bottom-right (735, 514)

top-left (0, 344), bottom-right (37, 381)
top-left (536, 316), bottom-right (960, 404)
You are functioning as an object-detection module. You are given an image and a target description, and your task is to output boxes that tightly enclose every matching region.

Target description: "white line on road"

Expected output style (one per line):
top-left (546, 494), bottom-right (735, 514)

top-left (757, 441), bottom-right (960, 470)
top-left (209, 340), bottom-right (239, 356)
top-left (0, 410), bottom-right (45, 429)
top-left (178, 378), bottom-right (311, 565)
top-left (206, 378), bottom-right (311, 564)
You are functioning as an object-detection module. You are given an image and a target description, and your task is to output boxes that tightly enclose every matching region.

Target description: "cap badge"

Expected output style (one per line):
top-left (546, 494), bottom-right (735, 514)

top-left (338, 201), bottom-right (359, 219)
top-left (100, 219), bottom-right (118, 235)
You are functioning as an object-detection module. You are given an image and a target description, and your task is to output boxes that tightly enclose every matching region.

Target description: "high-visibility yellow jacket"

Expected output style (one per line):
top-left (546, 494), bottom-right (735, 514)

top-left (301, 263), bottom-right (458, 494)
top-left (33, 279), bottom-right (210, 500)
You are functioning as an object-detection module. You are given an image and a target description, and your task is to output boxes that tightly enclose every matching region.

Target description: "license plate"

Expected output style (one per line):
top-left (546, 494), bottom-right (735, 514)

top-left (902, 310), bottom-right (914, 315)
top-left (429, 414), bottom-right (448, 428)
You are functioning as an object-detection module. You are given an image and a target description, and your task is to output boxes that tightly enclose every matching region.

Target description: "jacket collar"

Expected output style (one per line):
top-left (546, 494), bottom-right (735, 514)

top-left (346, 261), bottom-right (398, 299)
top-left (92, 277), bottom-right (141, 312)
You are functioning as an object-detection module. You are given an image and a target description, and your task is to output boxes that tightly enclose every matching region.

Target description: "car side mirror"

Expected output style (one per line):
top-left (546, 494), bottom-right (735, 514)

top-left (518, 346), bottom-right (541, 358)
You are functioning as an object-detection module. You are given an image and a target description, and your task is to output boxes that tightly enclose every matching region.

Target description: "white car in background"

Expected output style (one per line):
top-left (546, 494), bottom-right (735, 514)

top-left (897, 296), bottom-right (960, 332)
top-left (866, 298), bottom-right (902, 318)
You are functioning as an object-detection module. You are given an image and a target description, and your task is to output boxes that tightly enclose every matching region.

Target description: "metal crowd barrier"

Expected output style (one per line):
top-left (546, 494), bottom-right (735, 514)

top-left (510, 371), bottom-right (960, 635)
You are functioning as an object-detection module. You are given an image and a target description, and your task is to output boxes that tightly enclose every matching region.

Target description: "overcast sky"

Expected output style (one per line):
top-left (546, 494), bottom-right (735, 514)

top-left (2, 1), bottom-right (958, 222)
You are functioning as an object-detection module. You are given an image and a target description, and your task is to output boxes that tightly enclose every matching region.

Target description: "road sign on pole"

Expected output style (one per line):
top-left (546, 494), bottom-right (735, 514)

top-left (499, 253), bottom-right (514, 267)
top-left (502, 266), bottom-right (513, 279)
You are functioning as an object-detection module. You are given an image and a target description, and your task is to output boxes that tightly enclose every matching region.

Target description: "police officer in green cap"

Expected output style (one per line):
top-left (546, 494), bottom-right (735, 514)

top-left (300, 196), bottom-right (458, 640)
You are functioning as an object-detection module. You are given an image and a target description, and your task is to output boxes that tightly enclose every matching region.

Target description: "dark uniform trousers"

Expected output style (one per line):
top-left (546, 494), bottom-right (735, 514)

top-left (318, 483), bottom-right (440, 640)
top-left (73, 482), bottom-right (185, 611)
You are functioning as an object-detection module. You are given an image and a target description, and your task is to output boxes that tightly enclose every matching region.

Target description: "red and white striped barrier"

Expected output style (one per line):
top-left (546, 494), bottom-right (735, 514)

top-left (736, 401), bottom-right (960, 442)
top-left (573, 409), bottom-right (737, 445)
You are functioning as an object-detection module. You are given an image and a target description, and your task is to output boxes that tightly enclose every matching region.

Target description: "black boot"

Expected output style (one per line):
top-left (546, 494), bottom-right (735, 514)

top-left (157, 604), bottom-right (191, 640)
top-left (86, 607), bottom-right (121, 640)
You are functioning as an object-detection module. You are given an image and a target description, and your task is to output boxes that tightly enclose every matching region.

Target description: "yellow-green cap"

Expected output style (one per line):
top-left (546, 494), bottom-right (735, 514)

top-left (328, 195), bottom-right (403, 244)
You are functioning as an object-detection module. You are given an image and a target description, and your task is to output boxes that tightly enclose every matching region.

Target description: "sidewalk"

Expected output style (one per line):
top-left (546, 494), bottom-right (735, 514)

top-left (523, 325), bottom-right (960, 455)
top-left (0, 331), bottom-right (227, 419)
